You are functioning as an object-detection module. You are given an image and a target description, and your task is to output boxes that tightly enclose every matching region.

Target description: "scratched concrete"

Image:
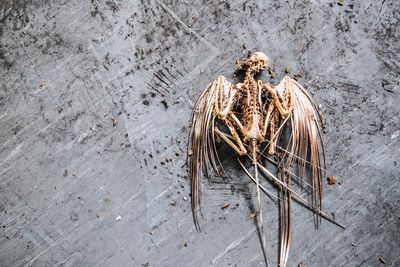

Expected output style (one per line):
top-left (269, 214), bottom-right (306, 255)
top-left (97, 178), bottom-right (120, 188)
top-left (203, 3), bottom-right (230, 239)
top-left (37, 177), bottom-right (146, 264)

top-left (0, 0), bottom-right (399, 266)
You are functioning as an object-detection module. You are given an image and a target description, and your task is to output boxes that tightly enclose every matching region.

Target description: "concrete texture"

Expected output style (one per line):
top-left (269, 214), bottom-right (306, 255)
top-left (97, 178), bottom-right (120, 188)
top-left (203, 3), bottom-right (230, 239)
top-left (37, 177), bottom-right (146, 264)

top-left (1, 0), bottom-right (399, 266)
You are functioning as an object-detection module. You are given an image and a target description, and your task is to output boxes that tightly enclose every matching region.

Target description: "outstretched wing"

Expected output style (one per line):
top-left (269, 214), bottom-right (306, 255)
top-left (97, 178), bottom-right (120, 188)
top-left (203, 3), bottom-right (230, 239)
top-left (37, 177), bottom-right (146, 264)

top-left (274, 76), bottom-right (325, 221)
top-left (188, 75), bottom-right (233, 230)
top-left (271, 76), bottom-right (325, 267)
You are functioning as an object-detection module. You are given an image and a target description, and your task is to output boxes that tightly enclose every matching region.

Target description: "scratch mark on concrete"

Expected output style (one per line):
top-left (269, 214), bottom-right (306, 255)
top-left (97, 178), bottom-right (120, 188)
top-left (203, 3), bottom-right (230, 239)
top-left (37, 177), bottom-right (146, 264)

top-left (122, 191), bottom-right (144, 208)
top-left (12, 33), bottom-right (42, 81)
top-left (350, 137), bottom-right (399, 168)
top-left (27, 242), bottom-right (58, 265)
top-left (153, 188), bottom-right (170, 202)
top-left (211, 229), bottom-right (255, 265)
top-left (154, 0), bottom-right (217, 53)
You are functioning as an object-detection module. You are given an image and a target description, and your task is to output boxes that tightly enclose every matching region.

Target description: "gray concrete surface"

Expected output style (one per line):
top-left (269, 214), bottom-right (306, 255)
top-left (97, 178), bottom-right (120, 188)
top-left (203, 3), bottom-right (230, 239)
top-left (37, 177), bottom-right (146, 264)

top-left (1, 0), bottom-right (399, 266)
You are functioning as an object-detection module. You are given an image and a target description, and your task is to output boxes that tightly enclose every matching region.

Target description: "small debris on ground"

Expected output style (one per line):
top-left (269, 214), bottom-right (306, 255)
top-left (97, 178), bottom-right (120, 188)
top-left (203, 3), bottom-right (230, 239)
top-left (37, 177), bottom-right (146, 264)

top-left (111, 119), bottom-right (118, 126)
top-left (39, 81), bottom-right (46, 89)
top-left (116, 215), bottom-right (122, 222)
top-left (222, 203), bottom-right (230, 209)
top-left (337, 0), bottom-right (344, 6)
top-left (160, 100), bottom-right (168, 110)
top-left (268, 66), bottom-right (274, 75)
top-left (379, 257), bottom-right (387, 265)
top-left (188, 149), bottom-right (193, 156)
top-left (142, 263), bottom-right (149, 267)
top-left (96, 213), bottom-right (100, 219)
top-left (149, 231), bottom-right (154, 235)
top-left (327, 175), bottom-right (336, 185)
top-left (351, 242), bottom-right (356, 247)
top-left (250, 213), bottom-right (256, 219)
top-left (184, 242), bottom-right (188, 247)
top-left (183, 196), bottom-right (188, 201)
top-left (293, 72), bottom-right (302, 81)
top-left (284, 67), bottom-right (290, 74)
top-left (243, 44), bottom-right (247, 49)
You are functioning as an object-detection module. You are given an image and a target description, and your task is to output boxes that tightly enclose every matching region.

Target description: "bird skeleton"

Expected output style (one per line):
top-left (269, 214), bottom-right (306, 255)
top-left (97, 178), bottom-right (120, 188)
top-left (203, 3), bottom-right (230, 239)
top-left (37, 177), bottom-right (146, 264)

top-left (188, 51), bottom-right (343, 267)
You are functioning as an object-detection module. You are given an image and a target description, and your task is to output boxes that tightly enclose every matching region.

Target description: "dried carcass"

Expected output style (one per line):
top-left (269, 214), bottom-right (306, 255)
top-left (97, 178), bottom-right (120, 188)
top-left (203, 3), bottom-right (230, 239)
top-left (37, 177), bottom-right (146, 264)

top-left (188, 52), bottom-right (343, 266)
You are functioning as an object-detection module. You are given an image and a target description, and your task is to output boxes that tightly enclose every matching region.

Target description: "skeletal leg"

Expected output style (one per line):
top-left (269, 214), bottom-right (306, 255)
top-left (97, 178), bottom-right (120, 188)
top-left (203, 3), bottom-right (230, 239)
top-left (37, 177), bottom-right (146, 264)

top-left (262, 103), bottom-right (275, 137)
top-left (214, 122), bottom-right (247, 156)
top-left (268, 112), bottom-right (277, 155)
top-left (229, 112), bottom-right (249, 137)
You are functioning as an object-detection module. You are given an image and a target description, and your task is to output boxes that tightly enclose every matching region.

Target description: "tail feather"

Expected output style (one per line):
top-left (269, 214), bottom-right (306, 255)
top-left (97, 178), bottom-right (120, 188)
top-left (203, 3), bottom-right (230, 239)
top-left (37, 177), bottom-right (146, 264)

top-left (251, 140), bottom-right (269, 266)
